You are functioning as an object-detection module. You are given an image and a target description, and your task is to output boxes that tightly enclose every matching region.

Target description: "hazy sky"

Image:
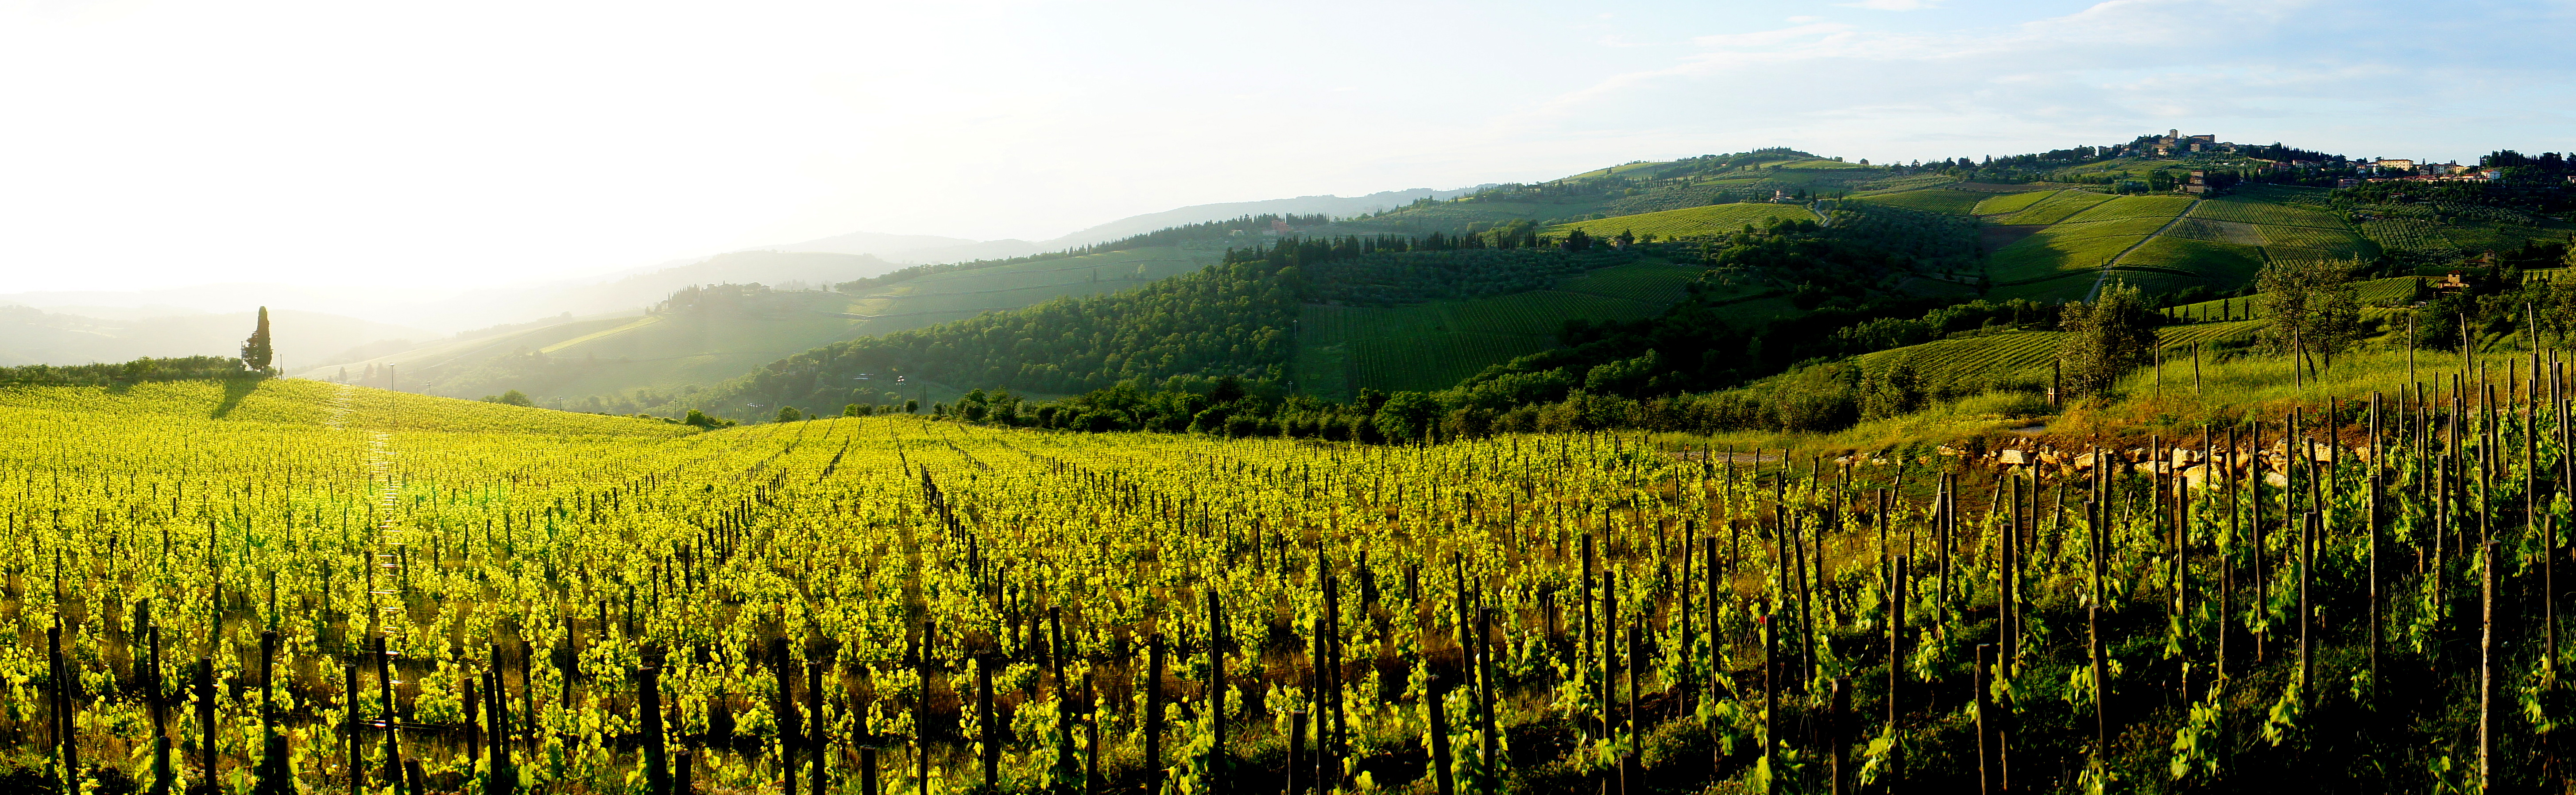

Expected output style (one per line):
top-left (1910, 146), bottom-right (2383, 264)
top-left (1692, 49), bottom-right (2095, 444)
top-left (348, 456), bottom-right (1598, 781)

top-left (3, 0), bottom-right (2570, 293)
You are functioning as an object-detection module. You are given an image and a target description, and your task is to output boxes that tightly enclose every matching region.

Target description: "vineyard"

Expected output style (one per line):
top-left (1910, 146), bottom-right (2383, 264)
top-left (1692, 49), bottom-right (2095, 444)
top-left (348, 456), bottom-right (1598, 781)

top-left (1969, 190), bottom-right (2058, 217)
top-left (2059, 196), bottom-right (2194, 224)
top-left (2165, 218), bottom-right (2265, 247)
top-left (2185, 197), bottom-right (2347, 230)
top-left (2253, 225), bottom-right (2372, 257)
top-left (1987, 217), bottom-right (2175, 284)
top-left (2357, 215), bottom-right (2464, 258)
top-left (1853, 330), bottom-right (2063, 379)
top-left (2164, 277), bottom-right (2428, 323)
top-left (14, 354), bottom-right (2576, 794)
top-left (1994, 191), bottom-right (2117, 226)
top-left (1851, 322), bottom-right (2267, 384)
top-left (2114, 239), bottom-right (2266, 286)
top-left (1542, 204), bottom-right (1817, 241)
top-left (1851, 189), bottom-right (1987, 216)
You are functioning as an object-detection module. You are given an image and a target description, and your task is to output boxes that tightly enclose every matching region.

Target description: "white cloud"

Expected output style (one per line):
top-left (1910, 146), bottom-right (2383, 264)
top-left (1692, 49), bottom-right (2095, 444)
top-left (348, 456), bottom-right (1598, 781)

top-left (1838, 0), bottom-right (1939, 10)
top-left (1505, 0), bottom-right (2571, 168)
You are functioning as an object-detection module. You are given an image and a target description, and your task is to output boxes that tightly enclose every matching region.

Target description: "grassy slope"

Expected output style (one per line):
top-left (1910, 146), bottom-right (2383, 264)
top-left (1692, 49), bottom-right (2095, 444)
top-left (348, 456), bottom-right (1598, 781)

top-left (1971, 190), bottom-right (2059, 216)
top-left (1542, 203), bottom-right (1816, 239)
top-left (330, 246), bottom-right (1223, 402)
top-left (1980, 185), bottom-right (2399, 303)
top-left (1855, 189), bottom-right (1988, 215)
top-left (1292, 261), bottom-right (1695, 399)
top-left (0, 377), bottom-right (691, 437)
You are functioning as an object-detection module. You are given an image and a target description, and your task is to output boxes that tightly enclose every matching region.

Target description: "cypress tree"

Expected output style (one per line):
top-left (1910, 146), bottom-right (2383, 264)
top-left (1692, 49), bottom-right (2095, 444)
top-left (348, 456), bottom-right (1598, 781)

top-left (241, 306), bottom-right (275, 372)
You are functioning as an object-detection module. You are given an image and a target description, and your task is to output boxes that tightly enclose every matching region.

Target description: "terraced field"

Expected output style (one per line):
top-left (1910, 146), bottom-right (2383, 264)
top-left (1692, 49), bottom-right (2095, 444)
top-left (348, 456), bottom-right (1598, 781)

top-left (1543, 202), bottom-right (1817, 240)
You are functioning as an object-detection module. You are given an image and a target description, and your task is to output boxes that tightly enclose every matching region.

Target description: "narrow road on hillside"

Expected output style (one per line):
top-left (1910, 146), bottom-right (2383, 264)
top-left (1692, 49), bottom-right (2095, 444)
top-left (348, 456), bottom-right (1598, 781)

top-left (2089, 198), bottom-right (2198, 301)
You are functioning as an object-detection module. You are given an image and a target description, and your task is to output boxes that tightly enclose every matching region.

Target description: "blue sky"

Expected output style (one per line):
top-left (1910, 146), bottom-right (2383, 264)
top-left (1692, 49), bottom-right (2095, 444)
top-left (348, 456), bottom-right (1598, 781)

top-left (1, 0), bottom-right (2570, 292)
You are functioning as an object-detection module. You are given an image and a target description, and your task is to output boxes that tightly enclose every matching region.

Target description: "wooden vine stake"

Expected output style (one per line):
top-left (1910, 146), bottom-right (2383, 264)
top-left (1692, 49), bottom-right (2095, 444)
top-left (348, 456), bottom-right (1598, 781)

top-left (638, 645), bottom-right (669, 795)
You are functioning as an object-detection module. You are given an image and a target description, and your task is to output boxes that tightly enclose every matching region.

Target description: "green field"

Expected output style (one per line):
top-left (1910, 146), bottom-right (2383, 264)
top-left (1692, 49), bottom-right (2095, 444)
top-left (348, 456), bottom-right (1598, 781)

top-left (2358, 216), bottom-right (2463, 256)
top-left (1996, 190), bottom-right (2117, 225)
top-left (2255, 224), bottom-right (2373, 255)
top-left (1854, 188), bottom-right (1988, 215)
top-left (2188, 194), bottom-right (2346, 228)
top-left (1542, 202), bottom-right (1817, 240)
top-left (1987, 217), bottom-right (2172, 283)
top-left (1292, 262), bottom-right (1690, 398)
top-left (2115, 237), bottom-right (2266, 284)
top-left (2166, 217), bottom-right (2266, 246)
top-left (1856, 330), bottom-right (2062, 378)
top-left (2060, 195), bottom-right (2194, 223)
top-left (1971, 190), bottom-right (2059, 216)
top-left (1853, 320), bottom-right (2271, 387)
top-left (2165, 276), bottom-right (2429, 322)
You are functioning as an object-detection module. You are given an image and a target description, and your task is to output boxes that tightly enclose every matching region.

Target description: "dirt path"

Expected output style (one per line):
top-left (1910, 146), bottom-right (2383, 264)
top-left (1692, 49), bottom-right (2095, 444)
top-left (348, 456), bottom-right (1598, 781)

top-left (2088, 198), bottom-right (2198, 300)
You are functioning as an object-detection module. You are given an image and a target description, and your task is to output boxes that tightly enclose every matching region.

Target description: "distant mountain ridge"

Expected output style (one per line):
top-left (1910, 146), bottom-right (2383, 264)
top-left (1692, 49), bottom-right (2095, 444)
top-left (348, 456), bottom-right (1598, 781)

top-left (770, 186), bottom-right (1483, 263)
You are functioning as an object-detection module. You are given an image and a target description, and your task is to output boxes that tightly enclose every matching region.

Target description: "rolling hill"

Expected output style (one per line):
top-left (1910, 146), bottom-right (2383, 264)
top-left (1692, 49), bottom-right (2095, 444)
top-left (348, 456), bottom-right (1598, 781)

top-left (0, 304), bottom-right (433, 371)
top-left (295, 244), bottom-right (1229, 407)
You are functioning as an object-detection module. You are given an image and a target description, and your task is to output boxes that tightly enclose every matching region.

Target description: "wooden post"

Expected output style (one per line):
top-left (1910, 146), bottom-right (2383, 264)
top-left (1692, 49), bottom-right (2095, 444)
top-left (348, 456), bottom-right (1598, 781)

top-left (1477, 605), bottom-right (1500, 795)
top-left (1428, 674), bottom-right (1457, 795)
top-left (1763, 610), bottom-right (1777, 795)
top-left (2090, 454), bottom-right (2107, 769)
top-left (809, 657), bottom-right (827, 795)
top-left (1288, 710), bottom-right (1306, 795)
top-left (1208, 592), bottom-right (1227, 795)
top-left (2480, 538), bottom-right (2496, 792)
top-left (918, 620), bottom-right (934, 795)
top-left (1147, 632), bottom-right (1166, 795)
top-left (375, 637), bottom-right (399, 795)
top-left (1831, 676), bottom-right (1851, 795)
top-left (1889, 555), bottom-right (1906, 791)
top-left (2300, 510), bottom-right (2313, 704)
top-left (258, 629), bottom-right (282, 787)
top-left (639, 647), bottom-right (670, 795)
top-left (1976, 644), bottom-right (1992, 795)
top-left (977, 652), bottom-right (995, 793)
top-left (773, 638), bottom-right (801, 795)
top-left (348, 663), bottom-right (364, 795)
top-left (149, 626), bottom-right (171, 795)
top-left (51, 625), bottom-right (75, 790)
top-left (490, 643), bottom-right (515, 795)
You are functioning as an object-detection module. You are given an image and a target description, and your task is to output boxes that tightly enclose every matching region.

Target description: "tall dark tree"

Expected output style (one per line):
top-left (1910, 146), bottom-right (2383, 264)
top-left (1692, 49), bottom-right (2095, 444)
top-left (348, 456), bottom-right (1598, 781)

top-left (240, 306), bottom-right (274, 373)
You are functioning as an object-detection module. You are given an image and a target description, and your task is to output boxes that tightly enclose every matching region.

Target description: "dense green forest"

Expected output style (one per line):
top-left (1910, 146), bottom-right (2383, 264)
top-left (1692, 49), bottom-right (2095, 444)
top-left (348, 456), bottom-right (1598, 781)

top-left (832, 213), bottom-right (1328, 294)
top-left (0, 355), bottom-right (266, 386)
top-left (729, 258), bottom-right (1304, 404)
